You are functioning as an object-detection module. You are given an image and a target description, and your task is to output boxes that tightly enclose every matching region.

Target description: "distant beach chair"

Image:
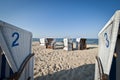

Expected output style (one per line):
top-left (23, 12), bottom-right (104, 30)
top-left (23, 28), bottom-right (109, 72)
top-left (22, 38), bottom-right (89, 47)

top-left (0, 20), bottom-right (34, 80)
top-left (40, 38), bottom-right (46, 46)
top-left (63, 38), bottom-right (73, 51)
top-left (76, 38), bottom-right (86, 50)
top-left (45, 38), bottom-right (54, 49)
top-left (80, 38), bottom-right (87, 50)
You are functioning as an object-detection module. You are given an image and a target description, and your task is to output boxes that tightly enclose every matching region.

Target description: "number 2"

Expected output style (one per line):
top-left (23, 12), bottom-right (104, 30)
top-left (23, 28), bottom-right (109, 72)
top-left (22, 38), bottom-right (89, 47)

top-left (104, 33), bottom-right (109, 48)
top-left (12, 32), bottom-right (19, 47)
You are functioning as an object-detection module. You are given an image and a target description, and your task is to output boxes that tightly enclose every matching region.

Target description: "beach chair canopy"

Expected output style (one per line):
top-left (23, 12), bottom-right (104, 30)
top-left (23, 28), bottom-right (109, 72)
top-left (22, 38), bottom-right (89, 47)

top-left (0, 20), bottom-right (34, 80)
top-left (95, 10), bottom-right (120, 80)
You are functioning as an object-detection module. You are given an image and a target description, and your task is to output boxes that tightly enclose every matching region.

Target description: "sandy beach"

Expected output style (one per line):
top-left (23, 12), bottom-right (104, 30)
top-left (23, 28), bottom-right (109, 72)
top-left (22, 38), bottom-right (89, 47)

top-left (32, 42), bottom-right (98, 80)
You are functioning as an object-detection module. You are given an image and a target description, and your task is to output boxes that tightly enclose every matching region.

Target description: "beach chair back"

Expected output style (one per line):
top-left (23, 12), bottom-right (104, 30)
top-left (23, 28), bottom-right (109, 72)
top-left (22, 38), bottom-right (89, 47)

top-left (76, 38), bottom-right (86, 50)
top-left (80, 38), bottom-right (86, 50)
top-left (46, 38), bottom-right (54, 49)
top-left (63, 38), bottom-right (73, 51)
top-left (40, 38), bottom-right (46, 46)
top-left (95, 10), bottom-right (120, 80)
top-left (0, 20), bottom-right (34, 80)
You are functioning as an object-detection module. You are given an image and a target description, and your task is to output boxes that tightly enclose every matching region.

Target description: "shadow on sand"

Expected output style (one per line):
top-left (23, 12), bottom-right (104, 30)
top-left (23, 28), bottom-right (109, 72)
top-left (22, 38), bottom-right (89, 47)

top-left (86, 47), bottom-right (98, 50)
top-left (35, 64), bottom-right (95, 80)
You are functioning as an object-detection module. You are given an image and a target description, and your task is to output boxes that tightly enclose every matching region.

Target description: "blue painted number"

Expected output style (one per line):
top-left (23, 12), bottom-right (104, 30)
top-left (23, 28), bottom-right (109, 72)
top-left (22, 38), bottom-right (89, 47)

top-left (12, 32), bottom-right (19, 47)
top-left (104, 33), bottom-right (109, 48)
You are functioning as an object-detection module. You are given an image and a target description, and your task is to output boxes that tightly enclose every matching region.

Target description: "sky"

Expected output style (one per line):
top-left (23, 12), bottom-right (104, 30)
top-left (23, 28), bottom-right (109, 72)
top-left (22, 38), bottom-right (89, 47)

top-left (0, 0), bottom-right (120, 38)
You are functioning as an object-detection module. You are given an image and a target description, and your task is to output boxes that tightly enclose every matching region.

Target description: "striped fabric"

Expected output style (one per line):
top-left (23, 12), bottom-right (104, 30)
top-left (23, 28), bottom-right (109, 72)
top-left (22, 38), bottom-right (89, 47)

top-left (0, 51), bottom-right (13, 79)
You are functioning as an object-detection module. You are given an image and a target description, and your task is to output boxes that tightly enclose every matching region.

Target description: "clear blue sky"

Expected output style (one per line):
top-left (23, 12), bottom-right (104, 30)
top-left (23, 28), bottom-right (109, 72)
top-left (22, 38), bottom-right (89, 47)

top-left (0, 0), bottom-right (120, 38)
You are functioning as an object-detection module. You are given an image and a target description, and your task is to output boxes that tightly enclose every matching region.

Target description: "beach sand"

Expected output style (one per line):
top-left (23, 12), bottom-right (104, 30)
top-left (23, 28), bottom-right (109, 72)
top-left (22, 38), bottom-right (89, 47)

top-left (32, 42), bottom-right (98, 80)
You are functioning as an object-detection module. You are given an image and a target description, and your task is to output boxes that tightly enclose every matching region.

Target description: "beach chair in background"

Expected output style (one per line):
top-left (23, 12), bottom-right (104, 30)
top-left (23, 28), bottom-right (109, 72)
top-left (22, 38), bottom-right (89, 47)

top-left (63, 38), bottom-right (73, 51)
top-left (40, 38), bottom-right (46, 46)
top-left (45, 38), bottom-right (54, 49)
top-left (80, 38), bottom-right (87, 50)
top-left (0, 20), bottom-right (34, 80)
top-left (76, 38), bottom-right (87, 50)
top-left (95, 10), bottom-right (120, 80)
